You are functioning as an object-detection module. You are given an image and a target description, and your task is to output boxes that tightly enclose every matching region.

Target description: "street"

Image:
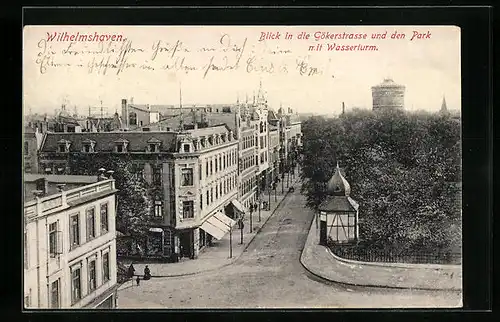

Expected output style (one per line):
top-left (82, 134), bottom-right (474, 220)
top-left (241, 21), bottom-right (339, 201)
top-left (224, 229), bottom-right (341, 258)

top-left (117, 189), bottom-right (462, 309)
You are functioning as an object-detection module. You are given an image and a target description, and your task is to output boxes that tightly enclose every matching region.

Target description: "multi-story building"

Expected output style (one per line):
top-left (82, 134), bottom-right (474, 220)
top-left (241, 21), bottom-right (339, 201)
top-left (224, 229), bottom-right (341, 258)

top-left (37, 125), bottom-right (242, 261)
top-left (277, 106), bottom-right (302, 173)
top-left (24, 176), bottom-right (119, 309)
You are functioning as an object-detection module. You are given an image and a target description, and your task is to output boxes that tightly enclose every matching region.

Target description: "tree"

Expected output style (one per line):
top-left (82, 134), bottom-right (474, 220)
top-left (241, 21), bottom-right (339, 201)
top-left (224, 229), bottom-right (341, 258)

top-left (67, 153), bottom-right (153, 237)
top-left (300, 109), bottom-right (461, 255)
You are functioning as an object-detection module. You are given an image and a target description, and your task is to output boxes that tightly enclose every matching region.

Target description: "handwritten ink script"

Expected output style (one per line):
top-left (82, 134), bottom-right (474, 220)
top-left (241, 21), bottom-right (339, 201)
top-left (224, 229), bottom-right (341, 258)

top-left (34, 33), bottom-right (328, 78)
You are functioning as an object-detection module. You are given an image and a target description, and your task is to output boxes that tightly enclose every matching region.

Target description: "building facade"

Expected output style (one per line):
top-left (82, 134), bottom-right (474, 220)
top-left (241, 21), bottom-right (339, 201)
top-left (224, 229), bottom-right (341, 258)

top-left (24, 178), bottom-right (119, 309)
top-left (37, 126), bottom-right (242, 261)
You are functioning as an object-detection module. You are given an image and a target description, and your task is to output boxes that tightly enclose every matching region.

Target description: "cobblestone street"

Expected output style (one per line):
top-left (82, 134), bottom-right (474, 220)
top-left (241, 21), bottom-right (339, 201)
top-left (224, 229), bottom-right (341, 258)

top-left (117, 189), bottom-right (462, 309)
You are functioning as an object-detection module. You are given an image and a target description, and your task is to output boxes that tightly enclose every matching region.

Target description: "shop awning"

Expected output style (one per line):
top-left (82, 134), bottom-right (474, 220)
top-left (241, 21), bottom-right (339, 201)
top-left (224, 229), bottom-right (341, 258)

top-left (200, 212), bottom-right (236, 240)
top-left (231, 199), bottom-right (247, 214)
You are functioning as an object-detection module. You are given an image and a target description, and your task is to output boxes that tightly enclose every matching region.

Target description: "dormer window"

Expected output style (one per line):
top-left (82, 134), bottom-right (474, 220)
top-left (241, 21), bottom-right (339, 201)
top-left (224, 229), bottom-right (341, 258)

top-left (146, 137), bottom-right (161, 153)
top-left (57, 139), bottom-right (71, 153)
top-left (183, 144), bottom-right (191, 153)
top-left (208, 136), bottom-right (213, 145)
top-left (82, 139), bottom-right (96, 153)
top-left (114, 138), bottom-right (129, 153)
top-left (149, 144), bottom-right (159, 152)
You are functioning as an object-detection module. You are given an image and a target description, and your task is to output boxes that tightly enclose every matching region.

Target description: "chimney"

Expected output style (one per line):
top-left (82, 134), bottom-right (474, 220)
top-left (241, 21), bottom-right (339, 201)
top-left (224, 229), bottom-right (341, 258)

top-left (121, 99), bottom-right (128, 128)
top-left (342, 102), bottom-right (345, 115)
top-left (193, 110), bottom-right (198, 129)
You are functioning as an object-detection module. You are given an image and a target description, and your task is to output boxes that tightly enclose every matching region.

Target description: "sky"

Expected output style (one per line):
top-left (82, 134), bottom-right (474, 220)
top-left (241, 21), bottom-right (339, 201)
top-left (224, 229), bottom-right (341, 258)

top-left (23, 25), bottom-right (461, 116)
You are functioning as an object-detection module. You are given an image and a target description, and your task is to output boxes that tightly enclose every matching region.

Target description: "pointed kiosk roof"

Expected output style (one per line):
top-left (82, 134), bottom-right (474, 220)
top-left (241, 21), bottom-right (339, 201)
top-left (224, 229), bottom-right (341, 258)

top-left (319, 163), bottom-right (358, 213)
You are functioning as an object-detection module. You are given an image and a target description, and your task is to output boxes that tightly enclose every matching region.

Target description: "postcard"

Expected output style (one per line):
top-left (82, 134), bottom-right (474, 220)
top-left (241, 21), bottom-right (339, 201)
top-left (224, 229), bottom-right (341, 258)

top-left (23, 25), bottom-right (462, 309)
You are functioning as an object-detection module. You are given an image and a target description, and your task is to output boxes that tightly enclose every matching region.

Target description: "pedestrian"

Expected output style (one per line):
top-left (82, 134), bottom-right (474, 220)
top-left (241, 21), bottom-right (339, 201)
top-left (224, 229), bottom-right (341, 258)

top-left (144, 265), bottom-right (151, 280)
top-left (136, 275), bottom-right (140, 286)
top-left (127, 263), bottom-right (135, 279)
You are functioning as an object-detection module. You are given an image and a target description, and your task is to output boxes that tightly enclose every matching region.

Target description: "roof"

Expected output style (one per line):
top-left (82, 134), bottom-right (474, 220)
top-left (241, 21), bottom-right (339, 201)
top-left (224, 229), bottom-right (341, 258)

top-left (372, 78), bottom-right (405, 89)
top-left (24, 173), bottom-right (98, 184)
top-left (128, 104), bottom-right (160, 114)
top-left (143, 112), bottom-right (238, 132)
top-left (319, 195), bottom-right (357, 212)
top-left (186, 124), bottom-right (232, 137)
top-left (40, 132), bottom-right (178, 153)
top-left (326, 164), bottom-right (351, 196)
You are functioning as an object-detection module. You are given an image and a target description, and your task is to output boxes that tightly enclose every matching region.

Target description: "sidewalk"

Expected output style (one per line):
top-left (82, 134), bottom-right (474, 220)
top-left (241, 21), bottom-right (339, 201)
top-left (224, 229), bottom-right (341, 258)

top-left (300, 216), bottom-right (462, 291)
top-left (121, 178), bottom-right (300, 281)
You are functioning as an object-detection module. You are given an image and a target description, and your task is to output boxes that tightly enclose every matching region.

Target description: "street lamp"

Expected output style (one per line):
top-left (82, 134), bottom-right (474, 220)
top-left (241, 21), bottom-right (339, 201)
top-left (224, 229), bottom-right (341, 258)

top-left (249, 205), bottom-right (253, 233)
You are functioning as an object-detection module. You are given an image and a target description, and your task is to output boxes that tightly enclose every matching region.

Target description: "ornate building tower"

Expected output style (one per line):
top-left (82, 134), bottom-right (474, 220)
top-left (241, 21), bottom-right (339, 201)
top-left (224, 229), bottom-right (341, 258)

top-left (318, 163), bottom-right (359, 246)
top-left (371, 78), bottom-right (406, 111)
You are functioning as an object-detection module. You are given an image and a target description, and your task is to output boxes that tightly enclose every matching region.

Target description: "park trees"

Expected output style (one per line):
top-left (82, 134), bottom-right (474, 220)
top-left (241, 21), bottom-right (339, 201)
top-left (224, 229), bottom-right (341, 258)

top-left (300, 109), bottom-right (461, 256)
top-left (67, 153), bottom-right (153, 238)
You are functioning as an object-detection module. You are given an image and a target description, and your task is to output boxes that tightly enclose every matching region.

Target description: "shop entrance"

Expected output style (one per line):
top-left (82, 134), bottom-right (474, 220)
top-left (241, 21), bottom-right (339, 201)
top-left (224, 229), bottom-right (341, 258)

top-left (179, 230), bottom-right (194, 259)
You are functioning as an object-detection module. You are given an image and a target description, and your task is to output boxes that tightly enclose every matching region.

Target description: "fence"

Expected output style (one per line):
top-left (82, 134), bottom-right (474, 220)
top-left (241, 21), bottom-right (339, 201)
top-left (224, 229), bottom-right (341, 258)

top-left (328, 241), bottom-right (461, 265)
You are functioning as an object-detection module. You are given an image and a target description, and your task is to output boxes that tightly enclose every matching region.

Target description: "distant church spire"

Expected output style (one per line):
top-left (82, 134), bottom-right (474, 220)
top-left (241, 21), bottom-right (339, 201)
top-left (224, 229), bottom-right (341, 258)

top-left (440, 95), bottom-right (448, 112)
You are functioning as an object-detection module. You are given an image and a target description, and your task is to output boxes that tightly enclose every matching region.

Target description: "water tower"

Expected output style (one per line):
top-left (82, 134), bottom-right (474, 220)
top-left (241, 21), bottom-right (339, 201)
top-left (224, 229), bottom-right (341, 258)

top-left (371, 78), bottom-right (405, 111)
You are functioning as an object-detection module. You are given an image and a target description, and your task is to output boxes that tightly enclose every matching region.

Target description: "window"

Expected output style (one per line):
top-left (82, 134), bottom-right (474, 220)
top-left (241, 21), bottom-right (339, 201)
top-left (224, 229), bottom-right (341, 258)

top-left (182, 201), bottom-right (194, 219)
top-left (102, 252), bottom-right (110, 282)
top-left (24, 142), bottom-right (29, 155)
top-left (83, 144), bottom-right (92, 153)
top-left (154, 201), bottom-right (163, 217)
top-left (200, 194), bottom-right (203, 210)
top-left (71, 265), bottom-right (82, 304)
top-left (210, 188), bottom-right (213, 203)
top-left (88, 259), bottom-right (97, 292)
top-left (116, 144), bottom-right (123, 153)
top-left (215, 158), bottom-right (218, 172)
top-left (86, 208), bottom-right (96, 240)
top-left (50, 279), bottom-right (60, 308)
top-left (183, 144), bottom-right (190, 152)
top-left (70, 214), bottom-right (80, 249)
top-left (205, 161), bottom-right (209, 176)
top-left (210, 160), bottom-right (213, 175)
top-left (153, 165), bottom-right (162, 185)
top-left (149, 144), bottom-right (158, 152)
top-left (100, 203), bottom-right (109, 233)
top-left (129, 112), bottom-right (137, 126)
top-left (49, 222), bottom-right (58, 257)
top-left (206, 190), bottom-right (210, 205)
top-left (215, 184), bottom-right (218, 199)
top-left (181, 168), bottom-right (193, 186)
top-left (199, 164), bottom-right (202, 180)
top-left (58, 144), bottom-right (67, 153)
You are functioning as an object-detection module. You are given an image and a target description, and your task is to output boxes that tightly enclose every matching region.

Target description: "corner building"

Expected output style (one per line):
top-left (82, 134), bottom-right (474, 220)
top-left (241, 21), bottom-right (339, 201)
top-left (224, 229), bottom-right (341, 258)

top-left (38, 125), bottom-right (240, 261)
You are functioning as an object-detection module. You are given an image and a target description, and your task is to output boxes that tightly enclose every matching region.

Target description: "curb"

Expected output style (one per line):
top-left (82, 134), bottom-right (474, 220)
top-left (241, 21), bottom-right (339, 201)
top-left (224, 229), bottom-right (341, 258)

top-left (143, 179), bottom-right (300, 278)
top-left (299, 218), bottom-right (462, 292)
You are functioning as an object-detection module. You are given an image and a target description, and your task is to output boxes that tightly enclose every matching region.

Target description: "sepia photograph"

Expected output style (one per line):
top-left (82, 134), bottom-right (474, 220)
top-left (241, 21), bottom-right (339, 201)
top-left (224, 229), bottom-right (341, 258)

top-left (23, 25), bottom-right (462, 309)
